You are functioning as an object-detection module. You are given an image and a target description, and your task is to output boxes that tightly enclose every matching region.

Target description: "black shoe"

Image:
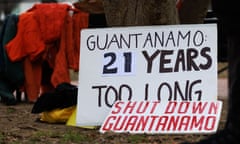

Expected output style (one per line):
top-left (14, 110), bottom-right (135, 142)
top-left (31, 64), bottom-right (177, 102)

top-left (181, 129), bottom-right (239, 144)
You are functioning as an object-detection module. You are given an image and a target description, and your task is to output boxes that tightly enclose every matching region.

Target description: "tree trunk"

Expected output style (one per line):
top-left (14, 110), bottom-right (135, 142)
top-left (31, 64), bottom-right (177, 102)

top-left (103, 0), bottom-right (179, 26)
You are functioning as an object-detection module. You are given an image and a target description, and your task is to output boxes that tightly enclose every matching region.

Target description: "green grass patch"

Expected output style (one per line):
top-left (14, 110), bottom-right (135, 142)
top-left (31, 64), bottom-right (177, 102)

top-left (0, 133), bottom-right (3, 144)
top-left (61, 131), bottom-right (89, 143)
top-left (6, 107), bottom-right (16, 114)
top-left (127, 134), bottom-right (147, 143)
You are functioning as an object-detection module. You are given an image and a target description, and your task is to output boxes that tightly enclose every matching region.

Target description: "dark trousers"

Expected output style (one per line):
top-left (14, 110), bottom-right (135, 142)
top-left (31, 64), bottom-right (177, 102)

top-left (226, 35), bottom-right (240, 132)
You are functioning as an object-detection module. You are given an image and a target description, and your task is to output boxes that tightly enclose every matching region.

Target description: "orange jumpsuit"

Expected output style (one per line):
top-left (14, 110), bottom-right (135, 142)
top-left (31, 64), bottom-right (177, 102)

top-left (5, 3), bottom-right (89, 102)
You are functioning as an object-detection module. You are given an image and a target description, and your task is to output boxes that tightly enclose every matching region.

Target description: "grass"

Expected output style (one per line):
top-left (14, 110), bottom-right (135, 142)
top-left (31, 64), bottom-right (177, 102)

top-left (27, 130), bottom-right (91, 144)
top-left (6, 107), bottom-right (16, 114)
top-left (62, 131), bottom-right (89, 143)
top-left (127, 134), bottom-right (148, 143)
top-left (0, 133), bottom-right (3, 144)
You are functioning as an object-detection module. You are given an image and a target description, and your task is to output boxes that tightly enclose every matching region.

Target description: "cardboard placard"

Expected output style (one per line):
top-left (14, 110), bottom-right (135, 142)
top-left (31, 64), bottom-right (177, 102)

top-left (77, 24), bottom-right (218, 126)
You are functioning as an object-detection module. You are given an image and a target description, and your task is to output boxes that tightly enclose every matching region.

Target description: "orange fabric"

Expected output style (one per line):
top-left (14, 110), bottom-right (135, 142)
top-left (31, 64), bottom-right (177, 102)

top-left (50, 10), bottom-right (89, 87)
top-left (176, 0), bottom-right (183, 10)
top-left (50, 15), bottom-right (71, 86)
top-left (72, 10), bottom-right (89, 70)
top-left (5, 3), bottom-right (89, 102)
top-left (5, 3), bottom-right (71, 62)
top-left (28, 3), bottom-right (70, 42)
top-left (5, 12), bottom-right (45, 62)
top-left (23, 58), bottom-right (42, 102)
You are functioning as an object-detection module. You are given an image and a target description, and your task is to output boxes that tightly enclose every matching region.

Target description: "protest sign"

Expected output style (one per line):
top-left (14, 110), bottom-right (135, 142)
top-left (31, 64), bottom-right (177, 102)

top-left (100, 100), bottom-right (222, 134)
top-left (76, 24), bottom-right (218, 126)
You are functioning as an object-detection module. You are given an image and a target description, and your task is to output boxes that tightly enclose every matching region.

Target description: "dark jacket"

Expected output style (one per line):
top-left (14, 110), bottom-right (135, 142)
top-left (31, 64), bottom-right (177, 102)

top-left (213, 0), bottom-right (240, 36)
top-left (0, 14), bottom-right (24, 101)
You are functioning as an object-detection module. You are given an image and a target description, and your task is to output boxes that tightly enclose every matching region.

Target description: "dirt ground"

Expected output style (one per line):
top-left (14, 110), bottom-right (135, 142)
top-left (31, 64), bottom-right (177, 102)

top-left (0, 95), bottom-right (228, 144)
top-left (0, 64), bottom-right (229, 143)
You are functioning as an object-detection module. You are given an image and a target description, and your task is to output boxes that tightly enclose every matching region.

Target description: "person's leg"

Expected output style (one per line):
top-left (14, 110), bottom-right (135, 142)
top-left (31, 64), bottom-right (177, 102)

top-left (181, 35), bottom-right (240, 144)
top-left (223, 34), bottom-right (240, 141)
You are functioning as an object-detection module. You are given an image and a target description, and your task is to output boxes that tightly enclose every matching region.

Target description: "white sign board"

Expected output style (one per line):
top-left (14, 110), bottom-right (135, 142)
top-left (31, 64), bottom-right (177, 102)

top-left (100, 100), bottom-right (222, 134)
top-left (77, 24), bottom-right (217, 126)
